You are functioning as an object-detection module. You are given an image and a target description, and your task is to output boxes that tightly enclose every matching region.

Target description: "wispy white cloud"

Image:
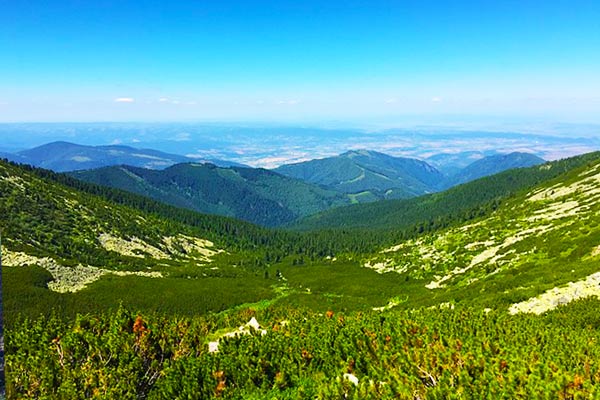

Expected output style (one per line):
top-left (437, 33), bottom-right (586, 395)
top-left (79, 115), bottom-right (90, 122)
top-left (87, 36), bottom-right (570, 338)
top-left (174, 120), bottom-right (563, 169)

top-left (277, 99), bottom-right (299, 105)
top-left (114, 97), bottom-right (135, 103)
top-left (172, 132), bottom-right (191, 142)
top-left (110, 139), bottom-right (122, 145)
top-left (158, 97), bottom-right (183, 105)
top-left (431, 97), bottom-right (442, 103)
top-left (385, 98), bottom-right (398, 104)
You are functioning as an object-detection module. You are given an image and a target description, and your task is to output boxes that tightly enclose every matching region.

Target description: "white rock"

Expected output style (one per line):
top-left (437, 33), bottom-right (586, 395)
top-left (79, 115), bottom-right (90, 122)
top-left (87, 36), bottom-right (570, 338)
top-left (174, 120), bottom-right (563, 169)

top-left (208, 341), bottom-right (219, 353)
top-left (246, 317), bottom-right (260, 330)
top-left (343, 373), bottom-right (359, 386)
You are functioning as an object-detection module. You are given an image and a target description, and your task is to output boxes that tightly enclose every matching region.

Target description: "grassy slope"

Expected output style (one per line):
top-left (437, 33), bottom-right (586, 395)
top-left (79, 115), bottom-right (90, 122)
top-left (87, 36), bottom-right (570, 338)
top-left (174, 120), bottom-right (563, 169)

top-left (361, 154), bottom-right (600, 310)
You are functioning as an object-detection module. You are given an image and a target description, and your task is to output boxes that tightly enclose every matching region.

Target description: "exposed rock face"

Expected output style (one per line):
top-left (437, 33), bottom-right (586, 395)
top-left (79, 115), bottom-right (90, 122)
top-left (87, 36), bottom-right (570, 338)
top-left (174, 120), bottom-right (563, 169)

top-left (98, 233), bottom-right (221, 262)
top-left (3, 249), bottom-right (162, 293)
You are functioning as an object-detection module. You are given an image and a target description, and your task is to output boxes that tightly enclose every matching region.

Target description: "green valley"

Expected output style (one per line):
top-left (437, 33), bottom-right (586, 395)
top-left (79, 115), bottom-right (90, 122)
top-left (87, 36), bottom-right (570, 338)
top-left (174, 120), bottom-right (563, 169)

top-left (3, 151), bottom-right (600, 398)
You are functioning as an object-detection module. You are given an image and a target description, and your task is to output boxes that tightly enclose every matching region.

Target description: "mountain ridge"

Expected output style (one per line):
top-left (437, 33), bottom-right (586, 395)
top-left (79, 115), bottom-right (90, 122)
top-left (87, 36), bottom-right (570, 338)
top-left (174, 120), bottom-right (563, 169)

top-left (4, 151), bottom-right (600, 318)
top-left (1, 141), bottom-right (244, 172)
top-left (446, 151), bottom-right (545, 187)
top-left (274, 149), bottom-right (445, 199)
top-left (69, 162), bottom-right (351, 227)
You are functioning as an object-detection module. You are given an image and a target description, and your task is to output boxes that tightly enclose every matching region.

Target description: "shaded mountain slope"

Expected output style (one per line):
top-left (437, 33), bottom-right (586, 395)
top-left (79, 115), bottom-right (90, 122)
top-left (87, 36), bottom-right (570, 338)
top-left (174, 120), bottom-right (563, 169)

top-left (447, 152), bottom-right (545, 187)
top-left (425, 151), bottom-right (492, 175)
top-left (70, 163), bottom-right (351, 227)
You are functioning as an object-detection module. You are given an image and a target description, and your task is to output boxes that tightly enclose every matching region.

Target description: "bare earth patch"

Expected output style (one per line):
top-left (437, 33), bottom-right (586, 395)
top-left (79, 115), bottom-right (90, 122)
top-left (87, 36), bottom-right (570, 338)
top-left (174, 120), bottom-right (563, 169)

top-left (425, 225), bottom-right (553, 289)
top-left (364, 260), bottom-right (407, 274)
top-left (527, 170), bottom-right (600, 202)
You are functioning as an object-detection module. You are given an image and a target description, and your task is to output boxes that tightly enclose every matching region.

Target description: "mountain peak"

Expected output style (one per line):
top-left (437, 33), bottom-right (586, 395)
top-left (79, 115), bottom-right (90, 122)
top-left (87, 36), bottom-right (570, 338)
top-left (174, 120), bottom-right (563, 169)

top-left (275, 149), bottom-right (443, 198)
top-left (27, 141), bottom-right (84, 150)
top-left (343, 149), bottom-right (376, 158)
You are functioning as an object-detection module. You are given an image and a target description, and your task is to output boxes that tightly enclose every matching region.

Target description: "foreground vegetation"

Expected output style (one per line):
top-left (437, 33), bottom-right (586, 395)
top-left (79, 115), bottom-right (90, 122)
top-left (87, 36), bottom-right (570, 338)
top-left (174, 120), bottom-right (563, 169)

top-left (7, 299), bottom-right (600, 399)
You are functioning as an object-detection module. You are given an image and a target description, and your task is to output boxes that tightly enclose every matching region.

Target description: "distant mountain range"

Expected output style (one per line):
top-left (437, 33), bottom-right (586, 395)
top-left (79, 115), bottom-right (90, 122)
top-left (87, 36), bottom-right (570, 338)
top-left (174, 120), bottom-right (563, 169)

top-left (0, 141), bottom-right (244, 172)
top-left (70, 150), bottom-right (545, 227)
top-left (425, 151), bottom-right (493, 175)
top-left (275, 149), bottom-right (544, 197)
top-left (445, 152), bottom-right (545, 187)
top-left (70, 163), bottom-right (350, 227)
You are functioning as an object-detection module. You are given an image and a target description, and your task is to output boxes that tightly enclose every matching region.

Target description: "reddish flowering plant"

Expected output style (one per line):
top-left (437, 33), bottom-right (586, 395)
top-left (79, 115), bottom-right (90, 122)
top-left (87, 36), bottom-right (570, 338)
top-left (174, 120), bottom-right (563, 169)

top-left (133, 315), bottom-right (149, 336)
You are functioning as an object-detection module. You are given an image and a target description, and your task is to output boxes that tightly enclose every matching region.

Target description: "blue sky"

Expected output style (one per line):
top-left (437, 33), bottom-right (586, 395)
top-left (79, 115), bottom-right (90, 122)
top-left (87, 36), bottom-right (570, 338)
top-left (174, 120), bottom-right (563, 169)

top-left (1, 0), bottom-right (599, 123)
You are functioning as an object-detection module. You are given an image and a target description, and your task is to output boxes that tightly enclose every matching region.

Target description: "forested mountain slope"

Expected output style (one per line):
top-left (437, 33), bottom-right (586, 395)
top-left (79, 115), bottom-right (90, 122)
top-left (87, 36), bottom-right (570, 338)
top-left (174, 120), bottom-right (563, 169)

top-left (275, 150), bottom-right (445, 200)
top-left (0, 159), bottom-right (227, 282)
top-left (0, 158), bottom-right (311, 321)
top-left (70, 163), bottom-right (351, 227)
top-left (425, 150), bottom-right (491, 175)
top-left (0, 159), bottom-right (394, 322)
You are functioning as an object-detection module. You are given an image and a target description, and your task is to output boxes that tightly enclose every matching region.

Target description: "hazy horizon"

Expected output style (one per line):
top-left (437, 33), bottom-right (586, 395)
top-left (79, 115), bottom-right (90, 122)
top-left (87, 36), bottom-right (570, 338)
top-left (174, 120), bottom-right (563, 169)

top-left (1, 122), bottom-right (599, 169)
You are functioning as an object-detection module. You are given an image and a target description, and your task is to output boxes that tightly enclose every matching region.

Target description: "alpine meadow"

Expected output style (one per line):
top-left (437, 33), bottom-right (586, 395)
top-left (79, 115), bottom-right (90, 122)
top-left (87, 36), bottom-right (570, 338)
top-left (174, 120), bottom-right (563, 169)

top-left (2, 1), bottom-right (600, 399)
